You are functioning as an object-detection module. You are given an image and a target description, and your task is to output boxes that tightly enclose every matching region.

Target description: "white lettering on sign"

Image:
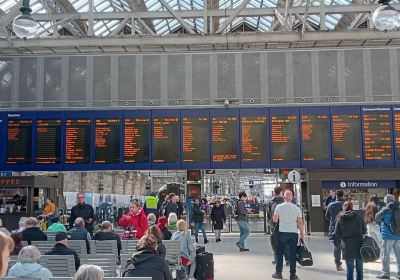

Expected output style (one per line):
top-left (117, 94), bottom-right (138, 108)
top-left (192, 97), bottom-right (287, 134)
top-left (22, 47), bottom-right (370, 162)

top-left (8, 114), bottom-right (21, 118)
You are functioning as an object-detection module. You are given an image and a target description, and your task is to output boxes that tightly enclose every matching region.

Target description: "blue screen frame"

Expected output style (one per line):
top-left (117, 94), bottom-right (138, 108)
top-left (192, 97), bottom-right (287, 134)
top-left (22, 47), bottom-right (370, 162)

top-left (180, 109), bottom-right (211, 170)
top-left (392, 106), bottom-right (400, 168)
top-left (300, 106), bottom-right (332, 168)
top-left (239, 108), bottom-right (270, 169)
top-left (151, 109), bottom-right (181, 170)
top-left (330, 105), bottom-right (363, 168)
top-left (362, 105), bottom-right (394, 168)
top-left (0, 112), bottom-right (5, 172)
top-left (121, 110), bottom-right (152, 170)
top-left (210, 108), bottom-right (241, 169)
top-left (270, 107), bottom-right (301, 168)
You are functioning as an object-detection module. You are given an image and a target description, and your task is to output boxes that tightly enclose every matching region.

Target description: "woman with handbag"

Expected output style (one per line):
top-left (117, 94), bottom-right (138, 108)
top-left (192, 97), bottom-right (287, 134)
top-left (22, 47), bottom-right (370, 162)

top-left (335, 201), bottom-right (367, 280)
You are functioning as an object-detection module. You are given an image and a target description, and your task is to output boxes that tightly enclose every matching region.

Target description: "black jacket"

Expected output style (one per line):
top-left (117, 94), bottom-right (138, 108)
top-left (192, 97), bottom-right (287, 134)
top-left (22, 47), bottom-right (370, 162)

top-left (69, 203), bottom-right (95, 233)
top-left (211, 205), bottom-right (226, 230)
top-left (44, 243), bottom-right (80, 270)
top-left (22, 227), bottom-right (47, 245)
top-left (192, 204), bottom-right (204, 223)
top-left (325, 199), bottom-right (345, 240)
top-left (93, 231), bottom-right (122, 257)
top-left (68, 226), bottom-right (91, 254)
top-left (176, 202), bottom-right (184, 219)
top-left (160, 228), bottom-right (172, 240)
top-left (156, 236), bottom-right (166, 259)
top-left (164, 201), bottom-right (178, 218)
top-left (123, 249), bottom-right (172, 280)
top-left (335, 210), bottom-right (367, 260)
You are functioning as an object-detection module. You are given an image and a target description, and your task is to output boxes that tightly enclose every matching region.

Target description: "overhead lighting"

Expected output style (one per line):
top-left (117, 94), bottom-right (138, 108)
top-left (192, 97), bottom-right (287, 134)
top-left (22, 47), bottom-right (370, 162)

top-left (12, 0), bottom-right (38, 38)
top-left (372, 0), bottom-right (399, 31)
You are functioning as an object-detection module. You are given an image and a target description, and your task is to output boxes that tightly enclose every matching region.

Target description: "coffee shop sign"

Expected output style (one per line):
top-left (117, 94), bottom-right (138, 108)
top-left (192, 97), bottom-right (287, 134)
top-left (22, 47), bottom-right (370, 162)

top-left (0, 178), bottom-right (21, 186)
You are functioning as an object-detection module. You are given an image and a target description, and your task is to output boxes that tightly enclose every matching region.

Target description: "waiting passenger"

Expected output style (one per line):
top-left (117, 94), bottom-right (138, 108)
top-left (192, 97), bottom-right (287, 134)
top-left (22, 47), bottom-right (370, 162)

top-left (0, 231), bottom-right (14, 278)
top-left (46, 216), bottom-right (67, 233)
top-left (167, 212), bottom-right (178, 233)
top-left (145, 225), bottom-right (166, 259)
top-left (94, 221), bottom-right (121, 258)
top-left (147, 213), bottom-right (157, 227)
top-left (45, 232), bottom-right (80, 270)
top-left (0, 219), bottom-right (10, 235)
top-left (22, 217), bottom-right (47, 245)
top-left (8, 245), bottom-right (53, 280)
top-left (10, 232), bottom-right (24, 255)
top-left (364, 195), bottom-right (382, 249)
top-left (211, 200), bottom-right (226, 243)
top-left (122, 234), bottom-right (171, 280)
top-left (68, 218), bottom-right (91, 254)
top-left (192, 198), bottom-right (209, 244)
top-left (73, 264), bottom-right (104, 280)
top-left (118, 202), bottom-right (148, 239)
top-left (157, 216), bottom-right (172, 240)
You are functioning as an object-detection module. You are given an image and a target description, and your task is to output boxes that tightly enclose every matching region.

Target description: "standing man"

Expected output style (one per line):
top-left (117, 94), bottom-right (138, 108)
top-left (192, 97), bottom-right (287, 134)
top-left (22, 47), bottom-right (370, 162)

top-left (325, 190), bottom-right (336, 207)
top-left (235, 191), bottom-right (250, 252)
top-left (325, 190), bottom-right (345, 271)
top-left (144, 192), bottom-right (159, 218)
top-left (272, 191), bottom-right (305, 280)
top-left (69, 192), bottom-right (96, 237)
top-left (175, 196), bottom-right (184, 219)
top-left (164, 193), bottom-right (178, 218)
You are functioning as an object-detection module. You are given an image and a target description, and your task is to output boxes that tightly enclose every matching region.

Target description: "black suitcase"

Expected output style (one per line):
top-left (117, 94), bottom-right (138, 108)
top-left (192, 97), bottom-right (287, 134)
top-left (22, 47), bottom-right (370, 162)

top-left (194, 252), bottom-right (214, 280)
top-left (196, 245), bottom-right (206, 254)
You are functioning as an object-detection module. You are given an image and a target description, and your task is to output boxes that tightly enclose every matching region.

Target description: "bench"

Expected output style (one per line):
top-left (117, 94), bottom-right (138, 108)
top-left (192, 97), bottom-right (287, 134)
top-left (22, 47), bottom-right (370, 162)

top-left (50, 278), bottom-right (152, 280)
top-left (119, 253), bottom-right (132, 273)
top-left (162, 240), bottom-right (181, 270)
top-left (80, 254), bottom-right (117, 277)
top-left (31, 240), bottom-right (87, 256)
top-left (30, 241), bottom-right (54, 254)
top-left (90, 240), bottom-right (118, 256)
top-left (45, 231), bottom-right (58, 240)
top-left (121, 240), bottom-right (138, 255)
top-left (40, 255), bottom-right (76, 276)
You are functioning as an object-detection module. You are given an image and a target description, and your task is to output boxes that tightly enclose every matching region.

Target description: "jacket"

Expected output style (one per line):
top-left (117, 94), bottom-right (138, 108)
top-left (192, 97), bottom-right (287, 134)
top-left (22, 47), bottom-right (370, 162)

top-left (69, 203), bottom-right (95, 233)
top-left (192, 204), bottom-right (204, 223)
top-left (8, 262), bottom-right (53, 280)
top-left (68, 226), bottom-right (91, 254)
top-left (160, 227), bottom-right (172, 240)
top-left (123, 249), bottom-right (172, 280)
top-left (376, 202), bottom-right (400, 240)
top-left (211, 205), bottom-right (226, 230)
top-left (167, 221), bottom-right (177, 233)
top-left (171, 230), bottom-right (195, 261)
top-left (22, 227), bottom-right (47, 245)
top-left (156, 236), bottom-right (166, 259)
top-left (164, 201), bottom-right (178, 218)
top-left (268, 196), bottom-right (284, 224)
top-left (93, 231), bottom-right (122, 256)
top-left (335, 211), bottom-right (367, 260)
top-left (235, 200), bottom-right (248, 221)
top-left (46, 222), bottom-right (67, 233)
top-left (44, 243), bottom-right (80, 270)
top-left (325, 199), bottom-right (345, 240)
top-left (118, 208), bottom-right (148, 239)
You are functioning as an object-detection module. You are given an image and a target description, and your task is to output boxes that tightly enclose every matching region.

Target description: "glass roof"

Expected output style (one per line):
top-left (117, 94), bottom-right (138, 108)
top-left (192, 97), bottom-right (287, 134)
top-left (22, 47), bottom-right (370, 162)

top-left (0, 0), bottom-right (397, 37)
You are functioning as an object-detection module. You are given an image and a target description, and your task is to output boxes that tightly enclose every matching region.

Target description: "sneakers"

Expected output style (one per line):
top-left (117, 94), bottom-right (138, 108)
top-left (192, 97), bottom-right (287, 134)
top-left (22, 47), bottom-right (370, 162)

top-left (236, 242), bottom-right (243, 249)
top-left (335, 261), bottom-right (344, 271)
top-left (240, 248), bottom-right (250, 252)
top-left (290, 274), bottom-right (299, 280)
top-left (216, 238), bottom-right (221, 243)
top-left (376, 276), bottom-right (390, 279)
top-left (204, 239), bottom-right (209, 244)
top-left (272, 272), bottom-right (283, 279)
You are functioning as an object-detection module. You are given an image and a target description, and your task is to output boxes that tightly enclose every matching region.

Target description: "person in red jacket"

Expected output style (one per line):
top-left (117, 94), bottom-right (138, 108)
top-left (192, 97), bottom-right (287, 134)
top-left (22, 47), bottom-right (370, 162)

top-left (119, 202), bottom-right (149, 239)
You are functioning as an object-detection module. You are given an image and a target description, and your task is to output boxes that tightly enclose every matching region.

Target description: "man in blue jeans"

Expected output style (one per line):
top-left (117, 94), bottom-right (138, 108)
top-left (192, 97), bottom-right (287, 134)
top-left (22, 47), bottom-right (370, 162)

top-left (272, 191), bottom-right (305, 280)
top-left (235, 191), bottom-right (250, 252)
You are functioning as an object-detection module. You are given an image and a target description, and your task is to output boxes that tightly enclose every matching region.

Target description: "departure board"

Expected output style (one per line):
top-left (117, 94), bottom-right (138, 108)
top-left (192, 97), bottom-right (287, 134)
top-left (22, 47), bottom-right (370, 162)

top-left (153, 117), bottom-right (179, 163)
top-left (36, 119), bottom-right (62, 164)
top-left (65, 119), bottom-right (91, 164)
top-left (182, 117), bottom-right (209, 163)
top-left (395, 109), bottom-right (400, 160)
top-left (124, 118), bottom-right (150, 163)
top-left (241, 116), bottom-right (268, 162)
top-left (363, 108), bottom-right (392, 161)
top-left (271, 115), bottom-right (298, 161)
top-left (7, 119), bottom-right (32, 164)
top-left (332, 114), bottom-right (361, 161)
top-left (211, 116), bottom-right (238, 162)
top-left (95, 119), bottom-right (120, 164)
top-left (301, 114), bottom-right (330, 161)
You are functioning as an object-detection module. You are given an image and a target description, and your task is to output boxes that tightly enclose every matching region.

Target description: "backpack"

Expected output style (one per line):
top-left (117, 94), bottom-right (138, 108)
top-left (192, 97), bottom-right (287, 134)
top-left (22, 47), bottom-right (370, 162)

top-left (360, 235), bottom-right (380, 263)
top-left (122, 258), bottom-right (136, 276)
top-left (232, 201), bottom-right (240, 218)
top-left (391, 208), bottom-right (400, 236)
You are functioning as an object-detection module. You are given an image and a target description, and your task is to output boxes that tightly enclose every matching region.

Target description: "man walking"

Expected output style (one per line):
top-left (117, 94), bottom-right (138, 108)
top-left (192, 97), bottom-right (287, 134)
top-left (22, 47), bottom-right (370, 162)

top-left (235, 191), bottom-right (250, 252)
top-left (272, 191), bottom-right (305, 280)
top-left (376, 194), bottom-right (400, 279)
top-left (325, 190), bottom-right (345, 271)
top-left (69, 192), bottom-right (96, 237)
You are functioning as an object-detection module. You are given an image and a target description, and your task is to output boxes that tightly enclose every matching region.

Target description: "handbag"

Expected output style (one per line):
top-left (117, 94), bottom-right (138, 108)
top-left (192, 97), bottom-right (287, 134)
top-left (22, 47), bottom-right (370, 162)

top-left (296, 240), bottom-right (313, 266)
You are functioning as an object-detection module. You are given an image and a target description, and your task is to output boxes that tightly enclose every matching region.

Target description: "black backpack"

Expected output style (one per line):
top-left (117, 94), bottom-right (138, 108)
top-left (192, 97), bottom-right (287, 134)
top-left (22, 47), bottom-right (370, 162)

top-left (360, 236), bottom-right (380, 263)
top-left (391, 208), bottom-right (400, 236)
top-left (122, 258), bottom-right (136, 276)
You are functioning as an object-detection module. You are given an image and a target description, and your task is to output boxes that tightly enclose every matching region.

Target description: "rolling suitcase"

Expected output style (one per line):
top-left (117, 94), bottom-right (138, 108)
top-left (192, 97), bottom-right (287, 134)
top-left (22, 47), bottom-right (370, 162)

top-left (194, 252), bottom-right (214, 280)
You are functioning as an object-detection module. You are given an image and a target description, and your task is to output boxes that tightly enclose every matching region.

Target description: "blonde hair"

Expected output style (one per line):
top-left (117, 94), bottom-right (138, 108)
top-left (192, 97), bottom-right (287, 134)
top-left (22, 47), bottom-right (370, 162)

top-left (177, 219), bottom-right (187, 231)
top-left (25, 217), bottom-right (38, 227)
top-left (147, 213), bottom-right (156, 223)
top-left (168, 213), bottom-right (177, 224)
top-left (0, 232), bottom-right (14, 272)
top-left (73, 265), bottom-right (104, 280)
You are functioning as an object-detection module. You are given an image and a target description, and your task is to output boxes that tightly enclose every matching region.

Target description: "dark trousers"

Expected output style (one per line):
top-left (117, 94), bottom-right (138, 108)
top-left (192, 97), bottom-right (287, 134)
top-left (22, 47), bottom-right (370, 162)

top-left (333, 238), bottom-right (342, 264)
top-left (276, 232), bottom-right (298, 275)
top-left (345, 258), bottom-right (363, 280)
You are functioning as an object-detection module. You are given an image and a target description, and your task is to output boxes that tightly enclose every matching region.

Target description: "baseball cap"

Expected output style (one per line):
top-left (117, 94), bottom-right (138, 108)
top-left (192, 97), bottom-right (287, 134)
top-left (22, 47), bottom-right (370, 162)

top-left (55, 232), bottom-right (70, 241)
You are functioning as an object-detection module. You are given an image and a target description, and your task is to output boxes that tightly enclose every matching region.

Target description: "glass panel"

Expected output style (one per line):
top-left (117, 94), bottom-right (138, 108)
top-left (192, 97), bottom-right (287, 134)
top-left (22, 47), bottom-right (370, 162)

top-left (93, 56), bottom-right (111, 107)
top-left (44, 57), bottom-right (62, 107)
top-left (19, 57), bottom-right (37, 108)
top-left (69, 56), bottom-right (87, 107)
top-left (344, 50), bottom-right (364, 102)
top-left (0, 58), bottom-right (13, 108)
top-left (217, 53), bottom-right (235, 99)
top-left (192, 54), bottom-right (210, 105)
top-left (371, 49), bottom-right (391, 101)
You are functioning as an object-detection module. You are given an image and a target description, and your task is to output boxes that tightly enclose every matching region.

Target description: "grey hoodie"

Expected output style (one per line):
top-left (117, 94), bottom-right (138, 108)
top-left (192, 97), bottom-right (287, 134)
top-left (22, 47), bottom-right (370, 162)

top-left (8, 262), bottom-right (53, 280)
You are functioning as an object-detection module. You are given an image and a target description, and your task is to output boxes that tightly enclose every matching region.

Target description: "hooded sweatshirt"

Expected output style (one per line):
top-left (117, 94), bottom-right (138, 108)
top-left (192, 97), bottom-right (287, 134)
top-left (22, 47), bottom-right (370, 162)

top-left (8, 262), bottom-right (53, 280)
top-left (122, 249), bottom-right (172, 280)
top-left (118, 209), bottom-right (149, 239)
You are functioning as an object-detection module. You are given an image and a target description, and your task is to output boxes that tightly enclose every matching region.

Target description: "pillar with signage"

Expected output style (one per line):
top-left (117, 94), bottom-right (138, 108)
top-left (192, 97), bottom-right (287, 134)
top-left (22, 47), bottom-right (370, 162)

top-left (186, 170), bottom-right (202, 225)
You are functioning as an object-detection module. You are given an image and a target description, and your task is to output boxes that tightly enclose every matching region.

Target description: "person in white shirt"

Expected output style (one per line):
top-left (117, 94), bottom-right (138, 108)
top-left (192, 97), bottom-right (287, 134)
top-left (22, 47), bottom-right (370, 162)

top-left (272, 191), bottom-right (305, 280)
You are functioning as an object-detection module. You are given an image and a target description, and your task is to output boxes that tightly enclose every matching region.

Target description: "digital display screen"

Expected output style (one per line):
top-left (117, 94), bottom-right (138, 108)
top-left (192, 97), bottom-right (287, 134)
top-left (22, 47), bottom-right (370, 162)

top-left (363, 109), bottom-right (392, 161)
top-left (332, 114), bottom-right (361, 161)
top-left (7, 119), bottom-right (32, 164)
top-left (271, 115), bottom-right (298, 161)
top-left (153, 117), bottom-right (179, 163)
top-left (211, 116), bottom-right (238, 162)
top-left (241, 116), bottom-right (268, 162)
top-left (95, 119), bottom-right (120, 164)
top-left (394, 111), bottom-right (400, 160)
top-left (182, 117), bottom-right (209, 163)
top-left (124, 118), bottom-right (150, 163)
top-left (301, 114), bottom-right (330, 161)
top-left (65, 119), bottom-right (91, 164)
top-left (36, 119), bottom-right (62, 164)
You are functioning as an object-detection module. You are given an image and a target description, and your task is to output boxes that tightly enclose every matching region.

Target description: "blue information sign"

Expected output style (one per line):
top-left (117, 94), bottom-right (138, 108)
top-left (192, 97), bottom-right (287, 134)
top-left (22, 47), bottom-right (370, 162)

top-left (322, 180), bottom-right (397, 189)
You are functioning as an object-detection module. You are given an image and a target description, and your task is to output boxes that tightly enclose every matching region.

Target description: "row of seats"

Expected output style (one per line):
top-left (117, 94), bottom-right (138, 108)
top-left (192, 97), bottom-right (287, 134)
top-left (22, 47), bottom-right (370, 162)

top-left (2, 277), bottom-right (151, 280)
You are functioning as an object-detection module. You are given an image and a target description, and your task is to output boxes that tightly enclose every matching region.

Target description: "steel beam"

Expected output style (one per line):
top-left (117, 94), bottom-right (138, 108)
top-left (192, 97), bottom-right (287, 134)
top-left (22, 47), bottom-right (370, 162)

top-left (158, 0), bottom-right (196, 34)
top-left (215, 0), bottom-right (251, 33)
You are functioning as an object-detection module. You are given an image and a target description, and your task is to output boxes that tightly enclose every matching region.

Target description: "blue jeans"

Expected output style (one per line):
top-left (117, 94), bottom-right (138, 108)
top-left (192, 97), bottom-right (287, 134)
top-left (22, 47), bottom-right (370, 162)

top-left (237, 220), bottom-right (250, 247)
top-left (345, 258), bottom-right (363, 280)
top-left (381, 239), bottom-right (400, 277)
top-left (334, 238), bottom-right (342, 264)
top-left (276, 232), bottom-right (298, 275)
top-left (194, 222), bottom-right (207, 242)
